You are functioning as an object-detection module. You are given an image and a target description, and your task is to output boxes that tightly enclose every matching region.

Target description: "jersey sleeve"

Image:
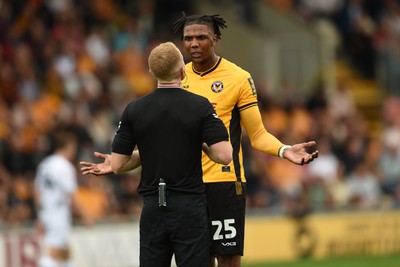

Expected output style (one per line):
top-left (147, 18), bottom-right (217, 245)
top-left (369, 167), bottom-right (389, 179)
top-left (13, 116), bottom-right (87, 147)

top-left (235, 73), bottom-right (285, 156)
top-left (237, 75), bottom-right (258, 112)
top-left (112, 102), bottom-right (137, 155)
top-left (240, 99), bottom-right (285, 156)
top-left (202, 100), bottom-right (229, 146)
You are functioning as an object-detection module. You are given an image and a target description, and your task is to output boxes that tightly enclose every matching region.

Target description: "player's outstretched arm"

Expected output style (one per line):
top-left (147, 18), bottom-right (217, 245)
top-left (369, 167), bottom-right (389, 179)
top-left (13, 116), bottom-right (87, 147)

top-left (282, 141), bottom-right (318, 165)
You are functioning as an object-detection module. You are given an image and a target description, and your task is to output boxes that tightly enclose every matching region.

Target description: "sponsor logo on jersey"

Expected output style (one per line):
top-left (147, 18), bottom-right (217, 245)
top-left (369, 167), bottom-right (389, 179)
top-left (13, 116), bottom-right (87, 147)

top-left (211, 81), bottom-right (224, 93)
top-left (248, 77), bottom-right (257, 95)
top-left (222, 166), bottom-right (230, 172)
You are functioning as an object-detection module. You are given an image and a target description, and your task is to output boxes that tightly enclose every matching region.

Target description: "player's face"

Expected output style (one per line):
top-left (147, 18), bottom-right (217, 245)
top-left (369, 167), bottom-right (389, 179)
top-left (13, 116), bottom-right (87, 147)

top-left (182, 24), bottom-right (217, 67)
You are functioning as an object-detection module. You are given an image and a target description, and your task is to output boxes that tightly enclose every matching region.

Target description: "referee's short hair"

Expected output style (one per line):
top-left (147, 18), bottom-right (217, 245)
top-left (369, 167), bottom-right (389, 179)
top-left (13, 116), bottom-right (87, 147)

top-left (148, 42), bottom-right (183, 82)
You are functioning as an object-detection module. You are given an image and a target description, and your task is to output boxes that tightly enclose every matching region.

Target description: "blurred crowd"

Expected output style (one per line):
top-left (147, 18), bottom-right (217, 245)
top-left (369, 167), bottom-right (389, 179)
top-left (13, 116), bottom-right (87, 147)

top-left (0, 0), bottom-right (193, 227)
top-left (263, 0), bottom-right (400, 95)
top-left (0, 0), bottom-right (400, 229)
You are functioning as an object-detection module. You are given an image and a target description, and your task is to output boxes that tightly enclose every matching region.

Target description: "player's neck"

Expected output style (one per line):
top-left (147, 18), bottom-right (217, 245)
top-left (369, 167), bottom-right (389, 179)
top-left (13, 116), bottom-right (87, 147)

top-left (56, 149), bottom-right (74, 162)
top-left (193, 55), bottom-right (219, 73)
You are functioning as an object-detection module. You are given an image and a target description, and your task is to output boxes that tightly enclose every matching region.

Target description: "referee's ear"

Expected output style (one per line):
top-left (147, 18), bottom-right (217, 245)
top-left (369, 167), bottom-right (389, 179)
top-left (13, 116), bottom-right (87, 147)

top-left (180, 67), bottom-right (186, 81)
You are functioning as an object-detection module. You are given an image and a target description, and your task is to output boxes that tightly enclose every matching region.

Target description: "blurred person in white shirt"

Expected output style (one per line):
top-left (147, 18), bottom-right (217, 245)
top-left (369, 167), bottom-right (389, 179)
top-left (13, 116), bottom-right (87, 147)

top-left (34, 129), bottom-right (92, 267)
top-left (346, 159), bottom-right (381, 209)
top-left (305, 138), bottom-right (341, 209)
top-left (378, 128), bottom-right (400, 206)
top-left (307, 137), bottom-right (340, 185)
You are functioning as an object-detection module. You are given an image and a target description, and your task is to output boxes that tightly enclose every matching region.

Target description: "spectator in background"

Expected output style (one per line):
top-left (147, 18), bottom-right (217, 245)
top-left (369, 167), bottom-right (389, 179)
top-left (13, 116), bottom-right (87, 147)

top-left (373, 0), bottom-right (400, 96)
top-left (6, 174), bottom-right (35, 226)
top-left (378, 128), bottom-right (400, 206)
top-left (327, 79), bottom-right (356, 120)
top-left (306, 137), bottom-right (340, 210)
top-left (325, 162), bottom-right (351, 209)
top-left (346, 158), bottom-right (381, 209)
top-left (34, 129), bottom-right (92, 267)
top-left (335, 113), bottom-right (370, 176)
top-left (335, 0), bottom-right (377, 78)
top-left (296, 0), bottom-right (343, 21)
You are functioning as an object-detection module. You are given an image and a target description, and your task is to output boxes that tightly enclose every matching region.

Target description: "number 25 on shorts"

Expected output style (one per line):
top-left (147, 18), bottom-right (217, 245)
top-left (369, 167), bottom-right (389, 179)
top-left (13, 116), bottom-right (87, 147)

top-left (212, 219), bottom-right (237, 240)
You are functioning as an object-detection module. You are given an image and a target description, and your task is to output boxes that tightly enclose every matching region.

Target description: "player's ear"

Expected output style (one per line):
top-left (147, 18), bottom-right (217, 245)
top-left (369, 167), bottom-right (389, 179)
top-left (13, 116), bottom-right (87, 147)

top-left (212, 34), bottom-right (218, 45)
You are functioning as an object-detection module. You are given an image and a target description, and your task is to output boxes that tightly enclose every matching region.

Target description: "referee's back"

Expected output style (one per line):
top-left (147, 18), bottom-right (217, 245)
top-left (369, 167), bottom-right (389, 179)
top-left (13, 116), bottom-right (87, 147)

top-left (112, 87), bottom-right (228, 196)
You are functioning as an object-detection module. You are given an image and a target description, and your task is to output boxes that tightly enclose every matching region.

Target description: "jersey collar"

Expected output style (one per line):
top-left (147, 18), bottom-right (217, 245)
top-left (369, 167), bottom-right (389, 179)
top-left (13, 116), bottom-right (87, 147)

top-left (192, 57), bottom-right (222, 77)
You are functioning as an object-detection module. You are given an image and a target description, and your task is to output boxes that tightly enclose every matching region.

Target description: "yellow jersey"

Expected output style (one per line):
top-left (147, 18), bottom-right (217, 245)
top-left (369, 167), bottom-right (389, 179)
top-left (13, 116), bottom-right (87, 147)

top-left (183, 57), bottom-right (284, 183)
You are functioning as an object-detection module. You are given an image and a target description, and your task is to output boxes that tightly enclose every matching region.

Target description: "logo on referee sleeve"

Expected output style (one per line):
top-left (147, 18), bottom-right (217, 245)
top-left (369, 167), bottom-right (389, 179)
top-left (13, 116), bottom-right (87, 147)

top-left (115, 121), bottom-right (122, 135)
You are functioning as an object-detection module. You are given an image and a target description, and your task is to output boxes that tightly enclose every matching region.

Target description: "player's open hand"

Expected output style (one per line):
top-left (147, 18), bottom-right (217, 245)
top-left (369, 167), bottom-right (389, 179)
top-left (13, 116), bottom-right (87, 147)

top-left (80, 152), bottom-right (112, 176)
top-left (283, 141), bottom-right (318, 165)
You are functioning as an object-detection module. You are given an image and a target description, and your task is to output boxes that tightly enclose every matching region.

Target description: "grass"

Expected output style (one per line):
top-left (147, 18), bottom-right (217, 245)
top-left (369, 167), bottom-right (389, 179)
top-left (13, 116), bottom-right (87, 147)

top-left (242, 254), bottom-right (400, 267)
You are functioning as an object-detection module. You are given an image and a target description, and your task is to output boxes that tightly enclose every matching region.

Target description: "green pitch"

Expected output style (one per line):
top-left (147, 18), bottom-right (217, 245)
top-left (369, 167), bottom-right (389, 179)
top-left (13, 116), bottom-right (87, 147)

top-left (242, 254), bottom-right (400, 267)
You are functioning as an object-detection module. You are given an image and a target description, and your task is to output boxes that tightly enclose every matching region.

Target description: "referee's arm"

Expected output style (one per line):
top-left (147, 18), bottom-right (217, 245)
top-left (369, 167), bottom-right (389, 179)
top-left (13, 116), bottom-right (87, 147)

top-left (111, 151), bottom-right (141, 174)
top-left (202, 141), bottom-right (232, 165)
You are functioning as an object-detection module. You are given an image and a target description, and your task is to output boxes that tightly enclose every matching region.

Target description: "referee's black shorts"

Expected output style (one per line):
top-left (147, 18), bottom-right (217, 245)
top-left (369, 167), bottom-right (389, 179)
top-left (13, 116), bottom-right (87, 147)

top-left (206, 181), bottom-right (246, 256)
top-left (140, 192), bottom-right (210, 267)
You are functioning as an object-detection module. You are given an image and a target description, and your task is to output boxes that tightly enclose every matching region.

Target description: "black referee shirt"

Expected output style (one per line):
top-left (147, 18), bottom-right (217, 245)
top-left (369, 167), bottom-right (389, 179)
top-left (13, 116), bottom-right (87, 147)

top-left (112, 87), bottom-right (228, 196)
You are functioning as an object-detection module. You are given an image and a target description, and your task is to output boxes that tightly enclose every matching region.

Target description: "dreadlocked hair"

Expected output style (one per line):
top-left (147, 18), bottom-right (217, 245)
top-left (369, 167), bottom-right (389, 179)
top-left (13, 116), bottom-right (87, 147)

top-left (173, 12), bottom-right (227, 40)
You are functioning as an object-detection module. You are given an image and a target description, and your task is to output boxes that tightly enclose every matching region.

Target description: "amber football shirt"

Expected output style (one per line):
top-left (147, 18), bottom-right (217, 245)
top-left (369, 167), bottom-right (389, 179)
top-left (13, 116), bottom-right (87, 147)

top-left (183, 57), bottom-right (284, 183)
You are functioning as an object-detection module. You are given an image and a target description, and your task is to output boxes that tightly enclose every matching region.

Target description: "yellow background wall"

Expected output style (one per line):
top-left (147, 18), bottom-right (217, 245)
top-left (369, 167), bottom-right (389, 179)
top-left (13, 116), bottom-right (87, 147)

top-left (243, 211), bottom-right (400, 263)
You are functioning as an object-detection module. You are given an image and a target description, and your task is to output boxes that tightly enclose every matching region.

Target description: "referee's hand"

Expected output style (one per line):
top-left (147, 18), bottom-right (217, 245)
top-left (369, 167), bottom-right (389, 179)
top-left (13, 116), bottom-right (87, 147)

top-left (80, 152), bottom-right (112, 176)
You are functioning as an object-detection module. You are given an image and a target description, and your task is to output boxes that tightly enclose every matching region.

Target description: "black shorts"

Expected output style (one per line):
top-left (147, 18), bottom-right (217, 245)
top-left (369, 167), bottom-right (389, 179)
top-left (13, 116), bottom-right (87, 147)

top-left (140, 192), bottom-right (210, 267)
top-left (206, 182), bottom-right (246, 256)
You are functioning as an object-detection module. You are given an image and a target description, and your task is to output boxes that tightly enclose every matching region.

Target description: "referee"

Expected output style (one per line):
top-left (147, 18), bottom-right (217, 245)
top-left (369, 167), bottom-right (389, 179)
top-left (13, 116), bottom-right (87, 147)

top-left (110, 42), bottom-right (232, 267)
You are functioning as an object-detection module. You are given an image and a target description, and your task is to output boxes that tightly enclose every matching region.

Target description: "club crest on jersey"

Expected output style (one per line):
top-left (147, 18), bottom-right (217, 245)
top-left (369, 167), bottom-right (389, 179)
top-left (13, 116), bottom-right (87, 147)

top-left (211, 81), bottom-right (224, 93)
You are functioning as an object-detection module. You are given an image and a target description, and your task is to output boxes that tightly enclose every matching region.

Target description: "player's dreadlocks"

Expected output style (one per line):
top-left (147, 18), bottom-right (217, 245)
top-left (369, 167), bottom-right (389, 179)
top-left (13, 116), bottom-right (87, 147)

top-left (173, 12), bottom-right (227, 40)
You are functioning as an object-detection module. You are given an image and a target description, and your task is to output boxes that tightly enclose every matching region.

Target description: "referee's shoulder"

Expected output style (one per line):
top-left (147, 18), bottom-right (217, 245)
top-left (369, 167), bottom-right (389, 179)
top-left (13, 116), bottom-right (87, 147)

top-left (182, 89), bottom-right (208, 101)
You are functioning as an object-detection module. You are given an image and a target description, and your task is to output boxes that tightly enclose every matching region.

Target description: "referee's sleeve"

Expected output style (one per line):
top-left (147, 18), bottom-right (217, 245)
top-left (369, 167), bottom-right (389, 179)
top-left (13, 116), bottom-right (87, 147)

top-left (202, 101), bottom-right (229, 146)
top-left (112, 103), bottom-right (137, 155)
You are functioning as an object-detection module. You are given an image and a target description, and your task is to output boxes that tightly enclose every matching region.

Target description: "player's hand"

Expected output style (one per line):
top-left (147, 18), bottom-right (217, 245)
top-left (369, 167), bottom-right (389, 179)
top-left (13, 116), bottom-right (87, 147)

top-left (80, 152), bottom-right (112, 176)
top-left (283, 141), bottom-right (318, 165)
